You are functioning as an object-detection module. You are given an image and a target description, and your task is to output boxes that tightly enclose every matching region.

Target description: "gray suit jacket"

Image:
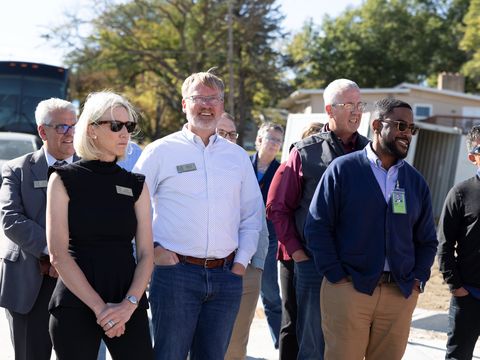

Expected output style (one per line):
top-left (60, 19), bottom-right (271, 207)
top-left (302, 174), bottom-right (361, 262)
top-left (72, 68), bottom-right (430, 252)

top-left (0, 148), bottom-right (57, 314)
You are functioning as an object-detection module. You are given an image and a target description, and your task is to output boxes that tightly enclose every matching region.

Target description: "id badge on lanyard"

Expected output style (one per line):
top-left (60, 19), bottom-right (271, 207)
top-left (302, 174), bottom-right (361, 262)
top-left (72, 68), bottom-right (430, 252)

top-left (392, 181), bottom-right (407, 214)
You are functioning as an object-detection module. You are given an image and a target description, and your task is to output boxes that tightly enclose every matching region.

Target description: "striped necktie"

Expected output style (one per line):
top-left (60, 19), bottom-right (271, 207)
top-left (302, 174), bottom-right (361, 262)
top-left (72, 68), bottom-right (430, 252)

top-left (54, 160), bottom-right (67, 167)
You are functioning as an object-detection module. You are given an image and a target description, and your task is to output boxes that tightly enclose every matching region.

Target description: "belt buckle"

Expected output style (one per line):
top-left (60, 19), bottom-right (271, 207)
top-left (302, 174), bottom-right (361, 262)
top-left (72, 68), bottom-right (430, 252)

top-left (204, 258), bottom-right (216, 268)
top-left (381, 272), bottom-right (392, 283)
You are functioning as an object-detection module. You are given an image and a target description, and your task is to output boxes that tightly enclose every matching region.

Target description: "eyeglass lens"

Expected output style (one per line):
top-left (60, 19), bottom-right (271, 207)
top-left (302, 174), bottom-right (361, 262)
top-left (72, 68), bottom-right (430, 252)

top-left (96, 120), bottom-right (136, 133)
top-left (188, 96), bottom-right (223, 105)
top-left (56, 124), bottom-right (75, 134)
top-left (217, 129), bottom-right (238, 139)
top-left (383, 120), bottom-right (418, 135)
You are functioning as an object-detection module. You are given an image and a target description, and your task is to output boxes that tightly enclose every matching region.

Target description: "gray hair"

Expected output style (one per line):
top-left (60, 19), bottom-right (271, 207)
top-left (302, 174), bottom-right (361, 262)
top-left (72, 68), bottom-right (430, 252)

top-left (466, 125), bottom-right (480, 153)
top-left (255, 122), bottom-right (284, 151)
top-left (323, 79), bottom-right (360, 106)
top-left (35, 98), bottom-right (76, 126)
top-left (181, 71), bottom-right (225, 98)
top-left (74, 91), bottom-right (138, 161)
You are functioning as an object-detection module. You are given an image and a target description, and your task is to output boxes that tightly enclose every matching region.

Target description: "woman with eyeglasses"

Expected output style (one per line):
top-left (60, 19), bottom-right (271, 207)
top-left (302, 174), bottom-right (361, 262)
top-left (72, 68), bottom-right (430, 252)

top-left (46, 91), bottom-right (154, 359)
top-left (250, 122), bottom-right (285, 349)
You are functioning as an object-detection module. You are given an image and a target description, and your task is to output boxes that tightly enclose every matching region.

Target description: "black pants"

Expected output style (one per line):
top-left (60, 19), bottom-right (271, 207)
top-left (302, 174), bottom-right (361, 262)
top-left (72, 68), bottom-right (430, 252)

top-left (49, 306), bottom-right (153, 360)
top-left (446, 294), bottom-right (480, 360)
top-left (6, 275), bottom-right (56, 360)
top-left (279, 260), bottom-right (298, 360)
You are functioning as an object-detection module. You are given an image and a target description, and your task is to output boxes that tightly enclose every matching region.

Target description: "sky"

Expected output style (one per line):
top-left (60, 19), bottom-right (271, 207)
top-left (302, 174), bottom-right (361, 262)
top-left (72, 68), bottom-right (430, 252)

top-left (0, 0), bottom-right (361, 67)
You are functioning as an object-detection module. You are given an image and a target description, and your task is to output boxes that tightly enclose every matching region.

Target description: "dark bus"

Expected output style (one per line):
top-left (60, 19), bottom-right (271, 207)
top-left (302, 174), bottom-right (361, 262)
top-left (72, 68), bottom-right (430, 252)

top-left (0, 61), bottom-right (69, 135)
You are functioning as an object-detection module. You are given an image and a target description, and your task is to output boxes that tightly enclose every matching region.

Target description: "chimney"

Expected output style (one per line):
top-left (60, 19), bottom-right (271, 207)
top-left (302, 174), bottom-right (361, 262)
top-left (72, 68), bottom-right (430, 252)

top-left (437, 72), bottom-right (465, 93)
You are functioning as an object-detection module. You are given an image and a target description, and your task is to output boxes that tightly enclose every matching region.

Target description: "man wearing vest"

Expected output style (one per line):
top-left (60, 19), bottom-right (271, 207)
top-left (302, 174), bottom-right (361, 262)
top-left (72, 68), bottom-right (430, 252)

top-left (266, 78), bottom-right (369, 359)
top-left (306, 98), bottom-right (437, 360)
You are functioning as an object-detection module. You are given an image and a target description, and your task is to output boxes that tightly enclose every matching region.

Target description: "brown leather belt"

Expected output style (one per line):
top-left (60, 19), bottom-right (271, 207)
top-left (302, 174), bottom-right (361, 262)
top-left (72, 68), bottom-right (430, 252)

top-left (378, 272), bottom-right (395, 284)
top-left (346, 272), bottom-right (395, 285)
top-left (176, 251), bottom-right (235, 269)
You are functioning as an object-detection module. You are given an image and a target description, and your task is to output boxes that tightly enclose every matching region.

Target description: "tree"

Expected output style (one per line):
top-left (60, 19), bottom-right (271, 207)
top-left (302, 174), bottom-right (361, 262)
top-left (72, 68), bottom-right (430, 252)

top-left (460, 0), bottom-right (480, 89)
top-left (45, 0), bottom-right (287, 144)
top-left (284, 0), bottom-right (471, 89)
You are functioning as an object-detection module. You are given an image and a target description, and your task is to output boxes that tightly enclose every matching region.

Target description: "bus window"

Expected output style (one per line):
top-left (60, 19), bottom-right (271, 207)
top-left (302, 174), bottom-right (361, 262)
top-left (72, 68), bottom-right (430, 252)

top-left (0, 61), bottom-right (69, 135)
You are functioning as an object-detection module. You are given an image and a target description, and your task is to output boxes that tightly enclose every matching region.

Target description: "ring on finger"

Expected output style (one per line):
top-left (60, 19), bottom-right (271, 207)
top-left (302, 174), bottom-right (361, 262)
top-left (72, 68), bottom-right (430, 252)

top-left (107, 320), bottom-right (115, 328)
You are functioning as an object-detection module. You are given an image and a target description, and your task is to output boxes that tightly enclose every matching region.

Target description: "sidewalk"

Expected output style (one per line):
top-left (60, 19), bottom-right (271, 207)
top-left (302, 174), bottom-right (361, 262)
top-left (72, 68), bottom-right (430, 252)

top-left (2, 306), bottom-right (480, 359)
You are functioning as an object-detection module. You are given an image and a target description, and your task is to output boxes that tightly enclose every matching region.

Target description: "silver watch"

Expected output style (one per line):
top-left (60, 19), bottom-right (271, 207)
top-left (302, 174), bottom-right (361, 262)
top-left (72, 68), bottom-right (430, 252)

top-left (125, 295), bottom-right (138, 306)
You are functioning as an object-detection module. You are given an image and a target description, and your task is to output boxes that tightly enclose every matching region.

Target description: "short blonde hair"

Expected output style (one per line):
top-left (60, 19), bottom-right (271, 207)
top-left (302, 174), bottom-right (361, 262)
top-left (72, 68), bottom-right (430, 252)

top-left (74, 91), bottom-right (137, 161)
top-left (181, 71), bottom-right (224, 98)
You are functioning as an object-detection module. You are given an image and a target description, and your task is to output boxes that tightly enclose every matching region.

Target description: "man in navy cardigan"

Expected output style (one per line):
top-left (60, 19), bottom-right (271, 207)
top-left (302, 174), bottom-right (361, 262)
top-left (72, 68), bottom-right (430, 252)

top-left (305, 98), bottom-right (438, 360)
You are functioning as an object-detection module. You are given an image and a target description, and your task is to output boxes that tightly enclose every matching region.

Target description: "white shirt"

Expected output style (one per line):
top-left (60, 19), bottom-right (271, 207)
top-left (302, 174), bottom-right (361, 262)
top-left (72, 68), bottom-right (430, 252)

top-left (44, 148), bottom-right (74, 166)
top-left (133, 125), bottom-right (263, 267)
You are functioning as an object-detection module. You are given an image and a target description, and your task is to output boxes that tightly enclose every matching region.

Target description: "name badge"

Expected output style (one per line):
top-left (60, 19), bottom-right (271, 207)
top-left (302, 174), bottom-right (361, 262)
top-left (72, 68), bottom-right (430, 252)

top-left (392, 188), bottom-right (407, 214)
top-left (34, 180), bottom-right (48, 188)
top-left (176, 163), bottom-right (197, 173)
top-left (116, 185), bottom-right (133, 197)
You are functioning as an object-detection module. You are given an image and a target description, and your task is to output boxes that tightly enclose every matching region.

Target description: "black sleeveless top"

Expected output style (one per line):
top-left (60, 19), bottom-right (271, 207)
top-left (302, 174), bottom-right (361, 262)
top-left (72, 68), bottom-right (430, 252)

top-left (49, 160), bottom-right (148, 311)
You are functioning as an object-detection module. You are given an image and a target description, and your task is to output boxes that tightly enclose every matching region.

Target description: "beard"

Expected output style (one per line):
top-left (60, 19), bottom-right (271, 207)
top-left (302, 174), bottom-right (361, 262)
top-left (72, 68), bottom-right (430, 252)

top-left (383, 137), bottom-right (409, 160)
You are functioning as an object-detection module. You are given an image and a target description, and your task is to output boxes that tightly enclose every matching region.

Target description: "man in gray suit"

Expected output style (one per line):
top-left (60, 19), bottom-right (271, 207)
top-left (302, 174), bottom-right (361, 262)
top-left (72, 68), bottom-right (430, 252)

top-left (0, 98), bottom-right (77, 360)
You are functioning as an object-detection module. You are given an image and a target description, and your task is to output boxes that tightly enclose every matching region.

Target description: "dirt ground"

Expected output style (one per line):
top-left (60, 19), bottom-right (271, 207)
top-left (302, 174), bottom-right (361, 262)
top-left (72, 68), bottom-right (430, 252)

top-left (417, 257), bottom-right (451, 311)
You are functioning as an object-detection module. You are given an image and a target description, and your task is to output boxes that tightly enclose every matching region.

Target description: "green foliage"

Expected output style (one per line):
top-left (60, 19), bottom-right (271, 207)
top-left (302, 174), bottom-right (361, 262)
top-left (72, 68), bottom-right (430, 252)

top-left (284, 0), bottom-right (471, 89)
top-left (47, 0), bottom-right (288, 143)
top-left (460, 0), bottom-right (480, 89)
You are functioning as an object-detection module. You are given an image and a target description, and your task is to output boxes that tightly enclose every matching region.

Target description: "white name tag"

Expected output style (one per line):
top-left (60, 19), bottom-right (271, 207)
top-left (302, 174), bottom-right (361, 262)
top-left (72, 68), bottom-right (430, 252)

top-left (34, 180), bottom-right (48, 188)
top-left (116, 185), bottom-right (133, 197)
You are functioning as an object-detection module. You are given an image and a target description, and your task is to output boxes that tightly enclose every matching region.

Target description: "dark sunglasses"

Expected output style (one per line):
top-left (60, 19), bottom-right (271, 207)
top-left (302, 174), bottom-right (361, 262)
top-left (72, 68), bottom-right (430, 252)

top-left (470, 144), bottom-right (480, 155)
top-left (95, 120), bottom-right (136, 133)
top-left (381, 119), bottom-right (419, 135)
top-left (44, 123), bottom-right (75, 135)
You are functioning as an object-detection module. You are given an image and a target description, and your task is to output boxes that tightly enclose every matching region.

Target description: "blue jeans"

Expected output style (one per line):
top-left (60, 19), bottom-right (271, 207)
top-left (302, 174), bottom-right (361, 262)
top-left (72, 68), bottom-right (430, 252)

top-left (260, 223), bottom-right (282, 348)
top-left (294, 258), bottom-right (324, 360)
top-left (446, 294), bottom-right (480, 360)
top-left (149, 261), bottom-right (242, 360)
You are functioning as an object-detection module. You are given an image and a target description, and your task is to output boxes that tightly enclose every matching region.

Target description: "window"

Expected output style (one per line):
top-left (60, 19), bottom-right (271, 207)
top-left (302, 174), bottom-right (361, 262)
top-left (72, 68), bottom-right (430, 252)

top-left (414, 104), bottom-right (432, 120)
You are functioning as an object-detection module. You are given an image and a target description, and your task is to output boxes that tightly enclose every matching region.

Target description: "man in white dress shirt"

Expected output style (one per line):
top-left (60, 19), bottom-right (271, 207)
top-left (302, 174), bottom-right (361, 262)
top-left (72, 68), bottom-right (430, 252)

top-left (134, 71), bottom-right (263, 360)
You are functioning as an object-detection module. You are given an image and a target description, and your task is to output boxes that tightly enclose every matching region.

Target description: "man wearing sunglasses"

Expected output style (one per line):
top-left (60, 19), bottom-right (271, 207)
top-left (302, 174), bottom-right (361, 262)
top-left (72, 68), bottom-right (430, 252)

top-left (0, 98), bottom-right (78, 360)
top-left (305, 98), bottom-right (437, 360)
top-left (267, 78), bottom-right (369, 359)
top-left (134, 71), bottom-right (263, 360)
top-left (438, 125), bottom-right (480, 360)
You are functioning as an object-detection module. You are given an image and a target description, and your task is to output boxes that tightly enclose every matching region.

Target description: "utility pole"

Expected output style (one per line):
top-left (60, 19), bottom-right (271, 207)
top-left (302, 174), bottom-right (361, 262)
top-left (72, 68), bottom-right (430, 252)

top-left (227, 0), bottom-right (235, 116)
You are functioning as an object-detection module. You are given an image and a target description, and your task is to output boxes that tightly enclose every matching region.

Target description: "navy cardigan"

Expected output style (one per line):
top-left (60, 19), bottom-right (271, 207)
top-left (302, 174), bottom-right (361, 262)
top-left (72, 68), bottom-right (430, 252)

top-left (305, 149), bottom-right (438, 298)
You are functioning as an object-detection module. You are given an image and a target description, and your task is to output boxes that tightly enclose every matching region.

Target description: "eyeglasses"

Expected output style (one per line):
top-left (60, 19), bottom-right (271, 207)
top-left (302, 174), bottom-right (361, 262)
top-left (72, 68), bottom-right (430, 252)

top-left (43, 123), bottom-right (75, 135)
top-left (381, 119), bottom-right (419, 135)
top-left (332, 102), bottom-right (367, 112)
top-left (185, 95), bottom-right (224, 105)
top-left (264, 135), bottom-right (283, 145)
top-left (95, 120), bottom-right (137, 133)
top-left (470, 144), bottom-right (480, 155)
top-left (216, 128), bottom-right (239, 140)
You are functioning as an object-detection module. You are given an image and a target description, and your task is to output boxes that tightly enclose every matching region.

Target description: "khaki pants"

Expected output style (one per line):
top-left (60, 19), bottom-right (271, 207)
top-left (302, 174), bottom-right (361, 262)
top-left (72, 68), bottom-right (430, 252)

top-left (320, 278), bottom-right (419, 360)
top-left (225, 264), bottom-right (262, 360)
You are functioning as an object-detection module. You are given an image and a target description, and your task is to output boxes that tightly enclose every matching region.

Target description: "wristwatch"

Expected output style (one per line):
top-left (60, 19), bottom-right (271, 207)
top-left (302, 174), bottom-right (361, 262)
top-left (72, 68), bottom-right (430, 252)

top-left (415, 279), bottom-right (425, 293)
top-left (125, 295), bottom-right (138, 306)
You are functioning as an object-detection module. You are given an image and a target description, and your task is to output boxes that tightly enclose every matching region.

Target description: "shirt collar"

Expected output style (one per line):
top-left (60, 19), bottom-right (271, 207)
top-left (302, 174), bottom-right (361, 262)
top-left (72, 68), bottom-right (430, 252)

top-left (365, 142), bottom-right (404, 170)
top-left (43, 148), bottom-right (74, 167)
top-left (181, 124), bottom-right (218, 147)
top-left (324, 122), bottom-right (358, 153)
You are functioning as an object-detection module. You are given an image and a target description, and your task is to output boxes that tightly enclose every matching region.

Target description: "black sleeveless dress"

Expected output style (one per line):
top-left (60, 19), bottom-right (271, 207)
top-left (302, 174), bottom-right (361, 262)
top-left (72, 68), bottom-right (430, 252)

top-left (48, 159), bottom-right (148, 311)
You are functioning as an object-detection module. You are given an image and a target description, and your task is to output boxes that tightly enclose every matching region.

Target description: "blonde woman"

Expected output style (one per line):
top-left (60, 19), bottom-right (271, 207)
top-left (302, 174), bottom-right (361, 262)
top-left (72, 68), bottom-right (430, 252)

top-left (46, 91), bottom-right (154, 359)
